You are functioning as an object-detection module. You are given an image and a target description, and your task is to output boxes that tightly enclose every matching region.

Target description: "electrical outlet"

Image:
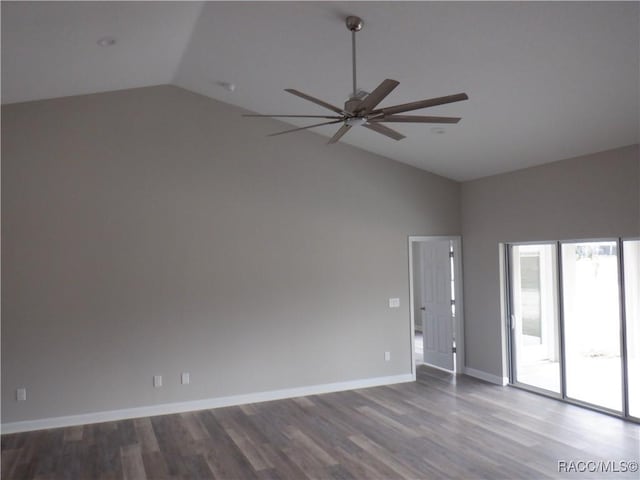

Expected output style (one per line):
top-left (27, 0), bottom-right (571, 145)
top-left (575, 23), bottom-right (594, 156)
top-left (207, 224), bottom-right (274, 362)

top-left (389, 298), bottom-right (400, 308)
top-left (181, 372), bottom-right (190, 385)
top-left (153, 375), bottom-right (162, 388)
top-left (384, 351), bottom-right (391, 361)
top-left (16, 388), bottom-right (26, 401)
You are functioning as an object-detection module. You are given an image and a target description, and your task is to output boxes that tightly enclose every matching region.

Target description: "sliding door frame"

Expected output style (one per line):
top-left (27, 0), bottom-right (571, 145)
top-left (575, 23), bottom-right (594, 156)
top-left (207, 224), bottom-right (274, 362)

top-left (504, 237), bottom-right (639, 423)
top-left (506, 241), bottom-right (562, 399)
top-left (618, 237), bottom-right (630, 418)
top-left (621, 237), bottom-right (640, 422)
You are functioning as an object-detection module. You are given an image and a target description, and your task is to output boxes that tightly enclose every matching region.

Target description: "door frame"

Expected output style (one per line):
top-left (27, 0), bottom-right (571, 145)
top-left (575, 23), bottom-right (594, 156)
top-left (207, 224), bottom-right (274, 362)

top-left (503, 237), bottom-right (640, 423)
top-left (505, 241), bottom-right (563, 398)
top-left (408, 235), bottom-right (465, 378)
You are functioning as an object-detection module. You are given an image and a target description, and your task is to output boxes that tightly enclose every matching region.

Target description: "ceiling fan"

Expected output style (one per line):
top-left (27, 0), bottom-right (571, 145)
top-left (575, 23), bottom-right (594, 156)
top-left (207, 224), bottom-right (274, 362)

top-left (244, 16), bottom-right (469, 144)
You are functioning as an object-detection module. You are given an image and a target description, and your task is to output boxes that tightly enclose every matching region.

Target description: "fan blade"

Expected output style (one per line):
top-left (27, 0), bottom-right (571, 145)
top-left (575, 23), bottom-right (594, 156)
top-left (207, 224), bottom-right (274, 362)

top-left (371, 115), bottom-right (461, 124)
top-left (243, 114), bottom-right (343, 119)
top-left (363, 122), bottom-right (405, 141)
top-left (268, 120), bottom-right (343, 137)
top-left (327, 124), bottom-right (352, 144)
top-left (353, 79), bottom-right (399, 114)
top-left (284, 89), bottom-right (344, 114)
top-left (374, 93), bottom-right (468, 116)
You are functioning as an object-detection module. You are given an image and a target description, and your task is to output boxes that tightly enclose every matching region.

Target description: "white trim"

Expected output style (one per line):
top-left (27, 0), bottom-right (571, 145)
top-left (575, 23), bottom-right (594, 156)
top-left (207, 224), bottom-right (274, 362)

top-left (408, 237), bottom-right (418, 378)
top-left (1, 373), bottom-right (414, 434)
top-left (452, 237), bottom-right (465, 374)
top-left (464, 367), bottom-right (509, 386)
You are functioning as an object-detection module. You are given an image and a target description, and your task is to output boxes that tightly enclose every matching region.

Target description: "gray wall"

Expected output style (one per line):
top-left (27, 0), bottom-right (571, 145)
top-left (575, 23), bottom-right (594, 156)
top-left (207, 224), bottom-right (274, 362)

top-left (1, 85), bottom-right (461, 423)
top-left (461, 145), bottom-right (640, 378)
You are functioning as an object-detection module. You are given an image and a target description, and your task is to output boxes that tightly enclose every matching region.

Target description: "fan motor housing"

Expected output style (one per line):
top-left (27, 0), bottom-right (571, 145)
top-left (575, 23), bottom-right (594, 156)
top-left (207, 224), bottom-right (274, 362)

top-left (346, 117), bottom-right (367, 127)
top-left (344, 98), bottom-right (362, 113)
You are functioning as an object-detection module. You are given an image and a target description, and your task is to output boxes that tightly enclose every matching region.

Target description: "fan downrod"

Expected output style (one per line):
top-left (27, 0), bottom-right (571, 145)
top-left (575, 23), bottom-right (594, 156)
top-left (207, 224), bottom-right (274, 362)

top-left (346, 16), bottom-right (363, 98)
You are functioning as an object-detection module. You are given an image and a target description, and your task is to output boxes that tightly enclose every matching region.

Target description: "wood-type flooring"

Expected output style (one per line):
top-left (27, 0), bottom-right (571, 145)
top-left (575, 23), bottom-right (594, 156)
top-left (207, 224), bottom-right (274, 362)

top-left (2, 366), bottom-right (639, 479)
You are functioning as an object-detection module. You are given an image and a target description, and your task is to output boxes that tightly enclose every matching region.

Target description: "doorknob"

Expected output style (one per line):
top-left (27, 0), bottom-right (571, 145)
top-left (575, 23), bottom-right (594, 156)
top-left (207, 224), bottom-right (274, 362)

top-left (420, 307), bottom-right (426, 311)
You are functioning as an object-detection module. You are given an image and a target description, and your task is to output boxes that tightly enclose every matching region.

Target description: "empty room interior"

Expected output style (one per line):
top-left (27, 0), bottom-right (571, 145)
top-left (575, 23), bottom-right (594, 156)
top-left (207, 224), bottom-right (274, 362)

top-left (1, 1), bottom-right (639, 479)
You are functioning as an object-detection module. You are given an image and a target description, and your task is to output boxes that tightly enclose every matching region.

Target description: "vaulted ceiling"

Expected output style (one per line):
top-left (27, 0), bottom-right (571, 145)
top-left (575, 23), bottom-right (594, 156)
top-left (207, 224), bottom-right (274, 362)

top-left (2, 1), bottom-right (638, 181)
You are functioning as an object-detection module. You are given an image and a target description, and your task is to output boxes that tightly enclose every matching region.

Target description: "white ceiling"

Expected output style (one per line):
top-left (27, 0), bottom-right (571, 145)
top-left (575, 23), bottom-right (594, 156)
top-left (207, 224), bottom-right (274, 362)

top-left (2, 1), bottom-right (638, 181)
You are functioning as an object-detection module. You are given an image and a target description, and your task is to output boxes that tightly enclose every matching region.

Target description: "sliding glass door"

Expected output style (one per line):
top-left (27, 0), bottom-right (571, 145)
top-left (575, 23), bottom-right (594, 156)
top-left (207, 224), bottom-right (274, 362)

top-left (561, 241), bottom-right (622, 412)
top-left (507, 238), bottom-right (638, 420)
top-left (510, 244), bottom-right (560, 393)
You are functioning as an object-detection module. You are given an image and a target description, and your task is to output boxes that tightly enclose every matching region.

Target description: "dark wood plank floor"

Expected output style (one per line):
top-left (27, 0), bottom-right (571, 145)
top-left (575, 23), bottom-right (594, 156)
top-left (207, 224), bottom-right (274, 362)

top-left (2, 366), bottom-right (639, 479)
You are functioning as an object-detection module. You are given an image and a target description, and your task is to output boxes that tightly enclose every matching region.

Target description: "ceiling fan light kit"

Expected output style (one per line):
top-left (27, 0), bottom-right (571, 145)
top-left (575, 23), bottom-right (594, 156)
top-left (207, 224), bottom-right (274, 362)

top-left (243, 15), bottom-right (468, 144)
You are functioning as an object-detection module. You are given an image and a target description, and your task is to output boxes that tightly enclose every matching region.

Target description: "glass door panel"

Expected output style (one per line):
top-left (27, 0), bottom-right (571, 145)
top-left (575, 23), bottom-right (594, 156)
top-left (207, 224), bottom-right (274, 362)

top-left (623, 240), bottom-right (639, 418)
top-left (561, 241), bottom-right (622, 412)
top-left (511, 244), bottom-right (561, 393)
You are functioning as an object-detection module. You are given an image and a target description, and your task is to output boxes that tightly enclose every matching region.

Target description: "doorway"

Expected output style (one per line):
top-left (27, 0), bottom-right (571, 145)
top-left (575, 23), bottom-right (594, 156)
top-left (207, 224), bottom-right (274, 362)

top-left (505, 238), bottom-right (639, 421)
top-left (408, 236), bottom-right (464, 376)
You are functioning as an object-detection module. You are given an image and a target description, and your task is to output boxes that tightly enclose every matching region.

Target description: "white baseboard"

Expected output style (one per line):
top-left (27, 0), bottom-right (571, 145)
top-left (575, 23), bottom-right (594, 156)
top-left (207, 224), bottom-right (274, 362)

top-left (463, 367), bottom-right (508, 386)
top-left (1, 373), bottom-right (414, 434)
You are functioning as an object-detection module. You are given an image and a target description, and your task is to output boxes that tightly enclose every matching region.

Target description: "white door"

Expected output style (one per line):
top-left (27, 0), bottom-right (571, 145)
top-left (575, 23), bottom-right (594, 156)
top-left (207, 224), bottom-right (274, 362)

top-left (420, 240), bottom-right (454, 371)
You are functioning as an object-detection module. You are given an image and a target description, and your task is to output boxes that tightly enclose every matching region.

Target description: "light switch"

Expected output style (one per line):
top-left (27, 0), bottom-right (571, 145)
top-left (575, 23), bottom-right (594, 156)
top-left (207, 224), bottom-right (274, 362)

top-left (153, 375), bottom-right (162, 388)
top-left (16, 388), bottom-right (26, 401)
top-left (389, 298), bottom-right (400, 308)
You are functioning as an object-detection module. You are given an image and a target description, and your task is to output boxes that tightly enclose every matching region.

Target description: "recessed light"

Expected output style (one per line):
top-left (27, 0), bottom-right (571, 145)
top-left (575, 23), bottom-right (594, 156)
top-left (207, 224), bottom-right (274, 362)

top-left (97, 36), bottom-right (116, 47)
top-left (430, 127), bottom-right (446, 134)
